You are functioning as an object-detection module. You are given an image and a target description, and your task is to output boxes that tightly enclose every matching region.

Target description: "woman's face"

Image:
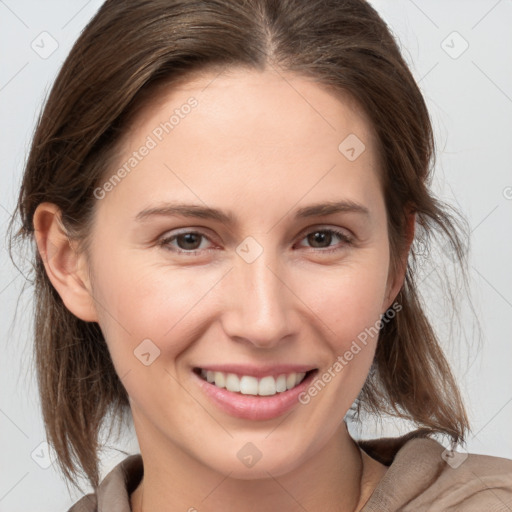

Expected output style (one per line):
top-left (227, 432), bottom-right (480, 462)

top-left (82, 67), bottom-right (403, 478)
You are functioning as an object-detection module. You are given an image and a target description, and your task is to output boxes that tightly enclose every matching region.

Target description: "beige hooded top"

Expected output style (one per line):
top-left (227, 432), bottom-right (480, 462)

top-left (67, 430), bottom-right (512, 511)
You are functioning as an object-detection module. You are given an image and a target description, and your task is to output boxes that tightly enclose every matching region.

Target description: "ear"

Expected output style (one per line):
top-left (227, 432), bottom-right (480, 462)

top-left (33, 202), bottom-right (98, 322)
top-left (382, 209), bottom-right (416, 312)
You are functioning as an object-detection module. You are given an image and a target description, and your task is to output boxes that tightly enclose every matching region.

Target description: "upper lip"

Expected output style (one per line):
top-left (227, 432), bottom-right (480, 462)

top-left (194, 364), bottom-right (317, 379)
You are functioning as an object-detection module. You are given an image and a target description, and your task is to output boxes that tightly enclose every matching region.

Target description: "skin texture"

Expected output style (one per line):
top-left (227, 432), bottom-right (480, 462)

top-left (34, 67), bottom-right (414, 511)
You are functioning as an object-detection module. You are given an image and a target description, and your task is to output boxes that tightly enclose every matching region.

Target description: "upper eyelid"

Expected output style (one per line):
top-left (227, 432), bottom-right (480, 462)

top-left (160, 226), bottom-right (352, 249)
top-left (296, 225), bottom-right (352, 239)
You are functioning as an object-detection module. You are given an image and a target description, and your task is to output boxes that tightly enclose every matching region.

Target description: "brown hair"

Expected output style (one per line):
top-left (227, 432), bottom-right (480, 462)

top-left (9, 0), bottom-right (472, 490)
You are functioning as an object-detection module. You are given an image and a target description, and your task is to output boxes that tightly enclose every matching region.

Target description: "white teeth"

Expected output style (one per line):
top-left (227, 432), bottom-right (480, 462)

top-left (214, 371), bottom-right (225, 388)
top-left (276, 375), bottom-right (286, 393)
top-left (240, 376), bottom-right (259, 395)
top-left (276, 374), bottom-right (287, 392)
top-left (258, 376), bottom-right (277, 396)
top-left (198, 369), bottom-right (310, 396)
top-left (225, 373), bottom-right (240, 392)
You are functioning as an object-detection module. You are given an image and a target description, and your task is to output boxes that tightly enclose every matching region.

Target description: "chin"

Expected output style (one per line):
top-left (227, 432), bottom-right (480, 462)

top-left (219, 453), bottom-right (305, 481)
top-left (194, 438), bottom-right (314, 481)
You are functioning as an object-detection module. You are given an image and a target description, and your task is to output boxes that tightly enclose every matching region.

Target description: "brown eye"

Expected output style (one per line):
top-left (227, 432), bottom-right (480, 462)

top-left (307, 231), bottom-right (334, 248)
top-left (175, 233), bottom-right (203, 250)
top-left (298, 228), bottom-right (353, 252)
top-left (159, 231), bottom-right (213, 254)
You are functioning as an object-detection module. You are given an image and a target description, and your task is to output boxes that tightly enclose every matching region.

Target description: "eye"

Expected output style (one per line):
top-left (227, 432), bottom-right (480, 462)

top-left (158, 230), bottom-right (214, 255)
top-left (158, 227), bottom-right (353, 256)
top-left (296, 228), bottom-right (353, 253)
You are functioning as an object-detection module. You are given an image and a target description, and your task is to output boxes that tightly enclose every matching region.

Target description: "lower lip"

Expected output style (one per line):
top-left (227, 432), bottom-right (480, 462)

top-left (192, 369), bottom-right (318, 421)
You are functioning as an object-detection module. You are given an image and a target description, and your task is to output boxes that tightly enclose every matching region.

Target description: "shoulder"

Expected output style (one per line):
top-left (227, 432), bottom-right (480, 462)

top-left (418, 447), bottom-right (512, 511)
top-left (67, 493), bottom-right (97, 512)
top-left (66, 454), bottom-right (143, 512)
top-left (360, 430), bottom-right (512, 512)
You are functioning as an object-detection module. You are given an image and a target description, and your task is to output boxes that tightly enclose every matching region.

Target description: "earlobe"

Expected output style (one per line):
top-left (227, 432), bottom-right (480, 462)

top-left (383, 210), bottom-right (416, 312)
top-left (33, 202), bottom-right (98, 322)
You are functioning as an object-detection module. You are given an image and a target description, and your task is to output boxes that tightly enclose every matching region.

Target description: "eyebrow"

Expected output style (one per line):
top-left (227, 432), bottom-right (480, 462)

top-left (135, 200), bottom-right (370, 225)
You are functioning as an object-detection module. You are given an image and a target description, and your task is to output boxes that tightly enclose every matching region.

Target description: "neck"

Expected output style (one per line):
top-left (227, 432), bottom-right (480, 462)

top-left (130, 420), bottom-right (375, 512)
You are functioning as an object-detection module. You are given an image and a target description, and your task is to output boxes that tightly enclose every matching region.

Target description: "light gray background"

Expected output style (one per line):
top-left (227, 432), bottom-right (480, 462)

top-left (1, 1), bottom-right (511, 510)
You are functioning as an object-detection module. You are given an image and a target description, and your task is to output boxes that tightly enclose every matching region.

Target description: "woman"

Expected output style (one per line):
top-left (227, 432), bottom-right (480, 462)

top-left (9, 0), bottom-right (512, 510)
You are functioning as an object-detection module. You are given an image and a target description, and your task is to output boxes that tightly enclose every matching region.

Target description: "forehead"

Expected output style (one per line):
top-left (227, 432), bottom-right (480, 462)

top-left (128, 66), bottom-right (377, 149)
top-left (99, 67), bottom-right (383, 222)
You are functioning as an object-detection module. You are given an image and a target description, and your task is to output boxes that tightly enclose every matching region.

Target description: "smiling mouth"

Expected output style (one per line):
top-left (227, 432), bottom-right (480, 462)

top-left (193, 367), bottom-right (317, 396)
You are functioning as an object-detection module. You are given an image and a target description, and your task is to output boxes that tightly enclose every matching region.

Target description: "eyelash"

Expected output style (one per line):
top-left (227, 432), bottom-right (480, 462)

top-left (157, 228), bottom-right (354, 256)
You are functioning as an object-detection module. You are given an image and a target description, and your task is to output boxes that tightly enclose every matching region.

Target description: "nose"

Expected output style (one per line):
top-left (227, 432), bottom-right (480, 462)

top-left (221, 243), bottom-right (298, 349)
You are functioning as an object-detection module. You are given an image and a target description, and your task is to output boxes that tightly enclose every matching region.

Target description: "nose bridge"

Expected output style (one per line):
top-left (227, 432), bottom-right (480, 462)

top-left (225, 236), bottom-right (293, 346)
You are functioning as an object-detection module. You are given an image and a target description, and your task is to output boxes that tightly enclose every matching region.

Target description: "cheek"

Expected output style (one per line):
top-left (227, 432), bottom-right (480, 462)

top-left (279, 261), bottom-right (389, 448)
top-left (293, 254), bottom-right (390, 346)
top-left (91, 254), bottom-right (226, 366)
top-left (91, 234), bottom-right (391, 372)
